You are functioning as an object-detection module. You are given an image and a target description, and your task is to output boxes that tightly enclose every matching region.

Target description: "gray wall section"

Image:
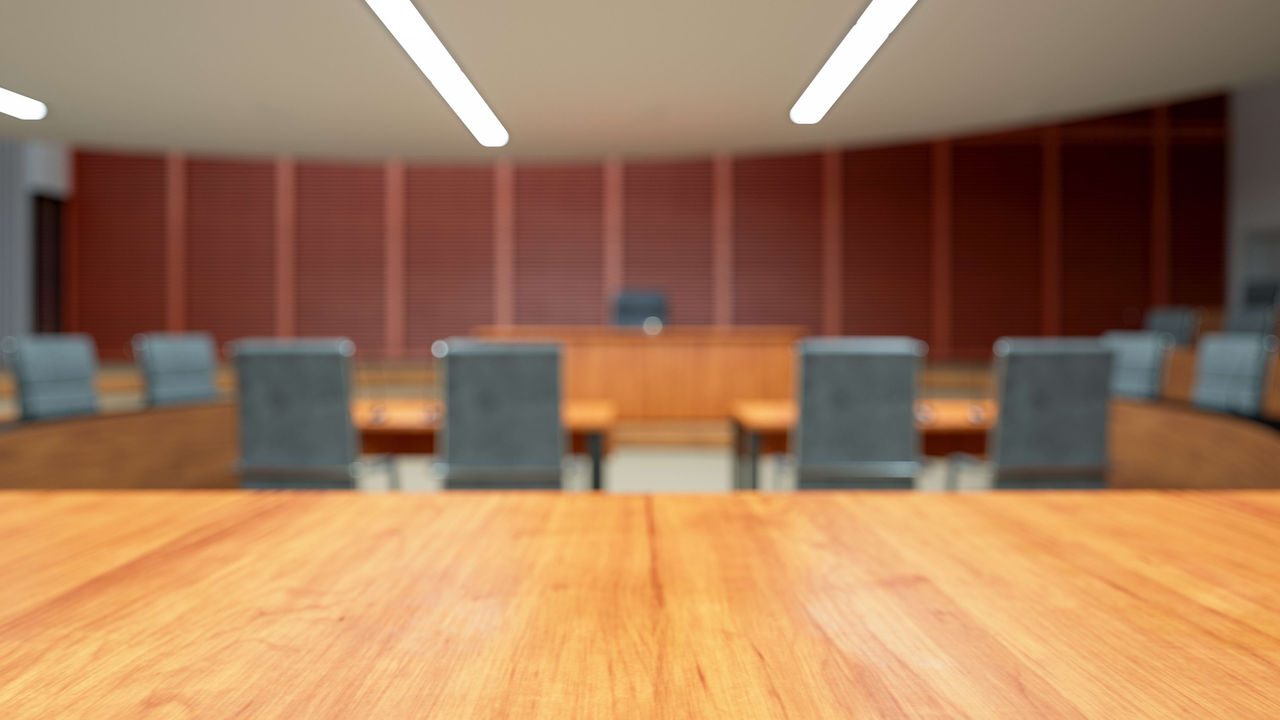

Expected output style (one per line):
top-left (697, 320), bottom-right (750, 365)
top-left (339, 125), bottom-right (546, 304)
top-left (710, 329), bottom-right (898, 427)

top-left (0, 139), bottom-right (69, 343)
top-left (1230, 79), bottom-right (1280, 310)
top-left (0, 141), bottom-right (24, 344)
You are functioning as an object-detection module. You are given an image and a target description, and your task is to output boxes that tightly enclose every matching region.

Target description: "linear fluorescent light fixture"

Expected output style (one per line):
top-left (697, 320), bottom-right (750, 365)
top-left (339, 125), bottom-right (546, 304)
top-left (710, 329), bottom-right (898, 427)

top-left (790, 0), bottom-right (919, 124)
top-left (364, 0), bottom-right (508, 147)
top-left (0, 86), bottom-right (47, 120)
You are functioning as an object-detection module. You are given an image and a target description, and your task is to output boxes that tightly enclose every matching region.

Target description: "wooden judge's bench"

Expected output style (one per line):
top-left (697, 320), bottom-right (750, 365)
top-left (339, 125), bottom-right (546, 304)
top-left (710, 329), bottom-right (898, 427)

top-left (472, 326), bottom-right (803, 420)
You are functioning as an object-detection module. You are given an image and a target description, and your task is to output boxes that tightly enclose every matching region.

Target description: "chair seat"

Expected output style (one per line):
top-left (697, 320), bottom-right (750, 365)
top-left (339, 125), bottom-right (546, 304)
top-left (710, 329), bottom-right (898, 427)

top-left (994, 463), bottom-right (1108, 489)
top-left (797, 460), bottom-right (919, 490)
top-left (796, 476), bottom-right (914, 490)
top-left (440, 465), bottom-right (563, 490)
top-left (237, 462), bottom-right (358, 490)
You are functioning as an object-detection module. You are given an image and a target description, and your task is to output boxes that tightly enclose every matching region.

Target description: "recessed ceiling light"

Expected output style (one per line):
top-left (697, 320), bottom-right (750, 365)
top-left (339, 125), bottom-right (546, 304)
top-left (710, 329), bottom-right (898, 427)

top-left (0, 86), bottom-right (48, 121)
top-left (790, 0), bottom-right (919, 125)
top-left (364, 0), bottom-right (508, 147)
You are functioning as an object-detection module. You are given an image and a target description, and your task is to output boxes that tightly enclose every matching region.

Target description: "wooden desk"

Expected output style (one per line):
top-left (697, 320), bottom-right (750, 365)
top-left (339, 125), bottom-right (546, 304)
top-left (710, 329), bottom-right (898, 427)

top-left (473, 325), bottom-right (803, 420)
top-left (731, 398), bottom-right (995, 488)
top-left (353, 399), bottom-right (618, 489)
top-left (0, 404), bottom-right (239, 489)
top-left (3, 491), bottom-right (1280, 717)
top-left (731, 398), bottom-right (1280, 489)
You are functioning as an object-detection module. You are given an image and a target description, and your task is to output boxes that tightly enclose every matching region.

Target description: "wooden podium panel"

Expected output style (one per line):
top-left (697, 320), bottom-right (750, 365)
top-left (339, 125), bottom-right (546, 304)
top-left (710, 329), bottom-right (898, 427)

top-left (473, 326), bottom-right (802, 419)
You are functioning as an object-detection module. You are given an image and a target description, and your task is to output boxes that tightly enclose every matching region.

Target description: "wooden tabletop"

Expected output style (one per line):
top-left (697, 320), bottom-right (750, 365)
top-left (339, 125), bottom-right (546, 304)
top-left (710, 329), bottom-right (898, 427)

top-left (3, 491), bottom-right (1279, 717)
top-left (732, 398), bottom-right (997, 434)
top-left (352, 398), bottom-right (618, 434)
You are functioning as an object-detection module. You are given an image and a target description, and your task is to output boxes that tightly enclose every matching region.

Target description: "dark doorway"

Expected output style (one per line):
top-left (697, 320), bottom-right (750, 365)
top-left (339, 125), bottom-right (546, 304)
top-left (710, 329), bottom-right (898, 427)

top-left (33, 195), bottom-right (63, 333)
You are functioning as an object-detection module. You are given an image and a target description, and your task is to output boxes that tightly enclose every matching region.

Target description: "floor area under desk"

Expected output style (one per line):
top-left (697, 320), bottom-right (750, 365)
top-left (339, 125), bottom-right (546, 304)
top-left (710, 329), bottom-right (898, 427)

top-left (362, 448), bottom-right (981, 493)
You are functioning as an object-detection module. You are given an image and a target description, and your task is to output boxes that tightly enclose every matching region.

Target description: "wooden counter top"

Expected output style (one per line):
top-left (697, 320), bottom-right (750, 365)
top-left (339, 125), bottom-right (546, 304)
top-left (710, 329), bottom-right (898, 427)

top-left (1, 491), bottom-right (1279, 717)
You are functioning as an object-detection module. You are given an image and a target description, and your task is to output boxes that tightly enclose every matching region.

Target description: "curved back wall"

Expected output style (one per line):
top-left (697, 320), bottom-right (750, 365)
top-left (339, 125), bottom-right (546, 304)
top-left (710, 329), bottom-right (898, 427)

top-left (65, 96), bottom-right (1226, 360)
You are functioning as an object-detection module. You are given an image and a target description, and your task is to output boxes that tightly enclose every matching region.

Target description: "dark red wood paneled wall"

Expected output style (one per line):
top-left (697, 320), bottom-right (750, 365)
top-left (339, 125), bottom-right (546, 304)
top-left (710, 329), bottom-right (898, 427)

top-left (623, 161), bottom-right (715, 325)
top-left (185, 158), bottom-right (276, 352)
top-left (732, 154), bottom-right (824, 331)
top-left (65, 95), bottom-right (1228, 360)
top-left (513, 165), bottom-right (605, 325)
top-left (294, 163), bottom-right (386, 352)
top-left (1060, 144), bottom-right (1152, 335)
top-left (404, 166), bottom-right (495, 352)
top-left (71, 152), bottom-right (167, 358)
top-left (841, 145), bottom-right (933, 343)
top-left (950, 142), bottom-right (1043, 357)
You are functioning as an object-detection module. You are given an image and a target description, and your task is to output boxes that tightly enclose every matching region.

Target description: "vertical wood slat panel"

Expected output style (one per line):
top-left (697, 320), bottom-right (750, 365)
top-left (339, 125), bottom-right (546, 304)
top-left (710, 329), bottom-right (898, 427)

top-left (1150, 107), bottom-right (1172, 306)
top-left (950, 142), bottom-right (1042, 357)
top-left (1041, 128), bottom-right (1063, 336)
top-left (494, 161), bottom-right (514, 326)
top-left (931, 142), bottom-right (953, 357)
top-left (603, 158), bottom-right (624, 305)
top-left (1169, 143), bottom-right (1226, 306)
top-left (513, 165), bottom-right (605, 324)
top-left (186, 158), bottom-right (276, 351)
top-left (1168, 94), bottom-right (1227, 307)
top-left (732, 154), bottom-right (823, 332)
top-left (712, 154), bottom-right (734, 326)
top-left (1061, 144), bottom-right (1153, 335)
top-left (623, 160), bottom-right (715, 325)
top-left (821, 150), bottom-right (843, 335)
top-left (294, 163), bottom-right (385, 354)
top-left (405, 166), bottom-right (495, 349)
top-left (274, 157), bottom-right (296, 337)
top-left (165, 153), bottom-right (186, 332)
top-left (72, 151), bottom-right (167, 358)
top-left (384, 162), bottom-right (406, 358)
top-left (842, 145), bottom-right (933, 343)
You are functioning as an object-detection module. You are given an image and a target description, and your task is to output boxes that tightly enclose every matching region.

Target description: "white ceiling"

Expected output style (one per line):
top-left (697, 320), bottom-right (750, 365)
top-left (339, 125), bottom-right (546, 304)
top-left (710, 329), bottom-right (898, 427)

top-left (1, 0), bottom-right (1279, 161)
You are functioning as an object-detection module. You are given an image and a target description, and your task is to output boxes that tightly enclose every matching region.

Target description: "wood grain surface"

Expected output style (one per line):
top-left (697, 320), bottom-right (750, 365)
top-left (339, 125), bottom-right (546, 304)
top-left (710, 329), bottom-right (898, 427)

top-left (0, 404), bottom-right (239, 489)
top-left (1, 491), bottom-right (1279, 717)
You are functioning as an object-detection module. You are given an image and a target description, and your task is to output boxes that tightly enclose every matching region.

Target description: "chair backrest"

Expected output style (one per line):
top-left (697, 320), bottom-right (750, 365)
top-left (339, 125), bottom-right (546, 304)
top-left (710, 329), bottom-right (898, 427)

top-left (1224, 307), bottom-right (1277, 335)
top-left (439, 339), bottom-right (563, 488)
top-left (795, 337), bottom-right (926, 489)
top-left (1244, 279), bottom-right (1279, 309)
top-left (1, 334), bottom-right (98, 421)
top-left (1191, 332), bottom-right (1278, 417)
top-left (1100, 330), bottom-right (1172, 400)
top-left (990, 338), bottom-right (1112, 488)
top-left (132, 332), bottom-right (219, 407)
top-left (613, 291), bottom-right (667, 327)
top-left (1142, 306), bottom-right (1199, 346)
top-left (231, 338), bottom-right (359, 487)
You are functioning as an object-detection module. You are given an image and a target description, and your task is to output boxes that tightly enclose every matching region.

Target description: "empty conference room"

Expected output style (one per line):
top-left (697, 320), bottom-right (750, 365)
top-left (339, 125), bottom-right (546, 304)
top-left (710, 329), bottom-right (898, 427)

top-left (3, 0), bottom-right (1280, 716)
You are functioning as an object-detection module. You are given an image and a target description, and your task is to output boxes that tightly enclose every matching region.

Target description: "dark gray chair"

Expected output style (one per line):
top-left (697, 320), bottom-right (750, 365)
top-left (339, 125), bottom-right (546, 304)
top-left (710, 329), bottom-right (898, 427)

top-left (988, 338), bottom-right (1112, 489)
top-left (1224, 307), bottom-right (1277, 335)
top-left (1244, 279), bottom-right (1279, 309)
top-left (132, 332), bottom-right (219, 407)
top-left (1100, 330), bottom-right (1172, 400)
top-left (1143, 306), bottom-right (1199, 346)
top-left (438, 339), bottom-right (564, 489)
top-left (1, 334), bottom-right (99, 421)
top-left (613, 291), bottom-right (667, 327)
top-left (232, 338), bottom-right (392, 490)
top-left (794, 337), bottom-right (927, 489)
top-left (1191, 332), bottom-right (1278, 418)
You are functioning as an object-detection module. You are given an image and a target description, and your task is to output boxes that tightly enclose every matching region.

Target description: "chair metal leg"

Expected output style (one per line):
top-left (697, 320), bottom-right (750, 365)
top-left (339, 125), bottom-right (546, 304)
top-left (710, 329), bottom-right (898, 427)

top-left (588, 433), bottom-right (604, 491)
top-left (731, 420), bottom-right (744, 490)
